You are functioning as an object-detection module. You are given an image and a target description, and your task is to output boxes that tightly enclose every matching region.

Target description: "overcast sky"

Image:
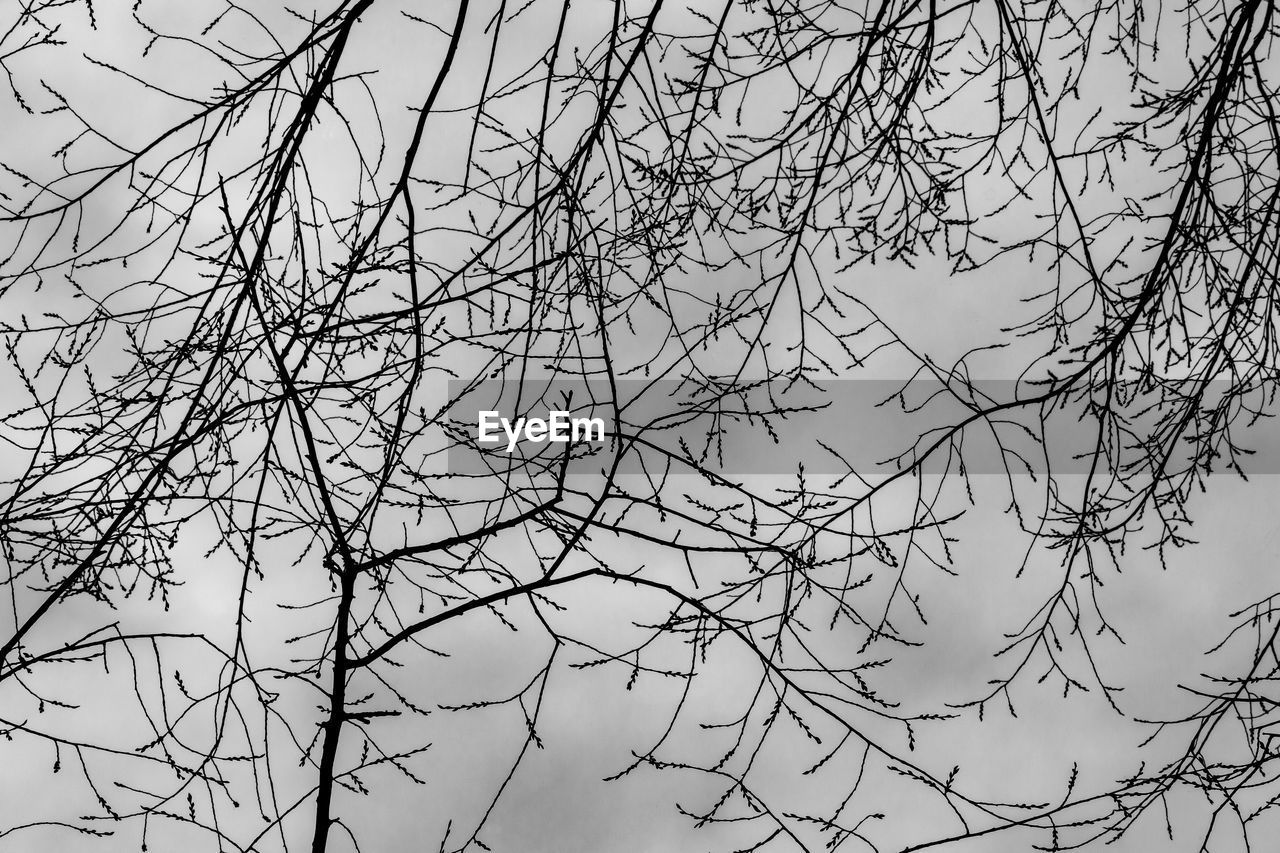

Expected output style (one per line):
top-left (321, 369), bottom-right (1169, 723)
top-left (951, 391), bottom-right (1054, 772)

top-left (2, 1), bottom-right (1279, 852)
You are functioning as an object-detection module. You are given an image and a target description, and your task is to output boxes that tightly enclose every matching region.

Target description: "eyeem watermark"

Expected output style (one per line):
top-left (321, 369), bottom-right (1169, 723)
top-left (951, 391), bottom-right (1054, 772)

top-left (478, 410), bottom-right (606, 453)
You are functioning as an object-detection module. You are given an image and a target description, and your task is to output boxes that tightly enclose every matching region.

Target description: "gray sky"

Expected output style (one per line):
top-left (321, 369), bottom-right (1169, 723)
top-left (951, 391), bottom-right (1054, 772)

top-left (2, 0), bottom-right (1279, 852)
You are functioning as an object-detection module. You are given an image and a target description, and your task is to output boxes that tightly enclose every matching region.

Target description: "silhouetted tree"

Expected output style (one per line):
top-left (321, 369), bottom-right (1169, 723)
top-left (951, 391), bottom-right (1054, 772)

top-left (2, 0), bottom-right (1279, 851)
